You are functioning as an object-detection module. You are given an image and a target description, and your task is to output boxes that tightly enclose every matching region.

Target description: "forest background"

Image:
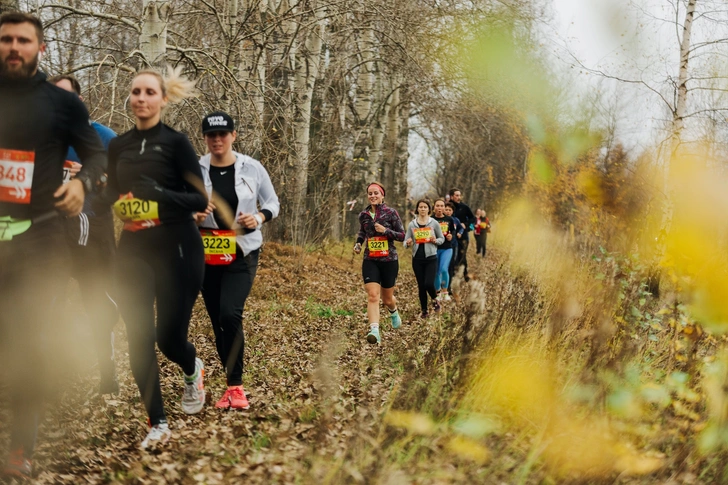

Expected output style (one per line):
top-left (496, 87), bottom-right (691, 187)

top-left (3, 0), bottom-right (728, 482)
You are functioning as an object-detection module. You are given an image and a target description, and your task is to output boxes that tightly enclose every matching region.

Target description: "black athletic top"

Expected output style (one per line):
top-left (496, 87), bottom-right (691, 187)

top-left (0, 71), bottom-right (106, 220)
top-left (433, 216), bottom-right (456, 250)
top-left (452, 202), bottom-right (475, 241)
top-left (209, 164), bottom-right (237, 230)
top-left (107, 122), bottom-right (207, 226)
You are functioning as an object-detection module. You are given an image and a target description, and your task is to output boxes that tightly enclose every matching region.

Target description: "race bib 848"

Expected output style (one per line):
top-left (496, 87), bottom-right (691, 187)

top-left (0, 149), bottom-right (34, 204)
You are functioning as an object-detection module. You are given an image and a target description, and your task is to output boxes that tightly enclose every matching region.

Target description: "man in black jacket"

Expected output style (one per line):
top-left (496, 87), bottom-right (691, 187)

top-left (0, 12), bottom-right (107, 479)
top-left (449, 188), bottom-right (475, 282)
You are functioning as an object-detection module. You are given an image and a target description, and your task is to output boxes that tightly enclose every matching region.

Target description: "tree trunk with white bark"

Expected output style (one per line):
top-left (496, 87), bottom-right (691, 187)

top-left (140, 1), bottom-right (171, 66)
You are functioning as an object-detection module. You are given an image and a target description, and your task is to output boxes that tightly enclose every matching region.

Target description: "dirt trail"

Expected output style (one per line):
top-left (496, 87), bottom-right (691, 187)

top-left (0, 242), bottom-right (490, 484)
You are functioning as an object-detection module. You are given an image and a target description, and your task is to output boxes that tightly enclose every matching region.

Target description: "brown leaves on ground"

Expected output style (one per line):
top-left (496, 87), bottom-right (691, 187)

top-left (0, 242), bottom-right (466, 484)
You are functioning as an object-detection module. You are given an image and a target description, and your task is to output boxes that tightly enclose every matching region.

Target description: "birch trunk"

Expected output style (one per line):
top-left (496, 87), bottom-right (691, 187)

top-left (369, 68), bottom-right (391, 175)
top-left (381, 77), bottom-right (400, 193)
top-left (239, 0), bottom-right (268, 151)
top-left (289, 1), bottom-right (326, 244)
top-left (392, 96), bottom-right (410, 212)
top-left (354, 23), bottom-right (376, 179)
top-left (671, 0), bottom-right (696, 158)
top-left (140, 1), bottom-right (171, 66)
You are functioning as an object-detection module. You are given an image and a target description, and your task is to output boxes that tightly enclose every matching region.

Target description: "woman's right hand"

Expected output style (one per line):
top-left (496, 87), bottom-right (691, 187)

top-left (405, 237), bottom-right (413, 247)
top-left (194, 201), bottom-right (216, 225)
top-left (353, 242), bottom-right (362, 254)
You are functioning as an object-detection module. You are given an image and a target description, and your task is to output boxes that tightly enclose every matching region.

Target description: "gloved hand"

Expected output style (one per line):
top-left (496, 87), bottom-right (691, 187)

top-left (131, 175), bottom-right (169, 202)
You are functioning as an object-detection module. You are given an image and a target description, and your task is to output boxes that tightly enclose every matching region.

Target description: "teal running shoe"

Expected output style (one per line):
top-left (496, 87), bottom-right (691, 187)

top-left (367, 326), bottom-right (381, 344)
top-left (390, 310), bottom-right (402, 329)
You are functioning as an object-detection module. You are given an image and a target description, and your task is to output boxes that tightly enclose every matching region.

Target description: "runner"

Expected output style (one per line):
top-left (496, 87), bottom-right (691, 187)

top-left (353, 182), bottom-right (405, 344)
top-left (444, 201), bottom-right (464, 296)
top-left (106, 67), bottom-right (208, 449)
top-left (431, 198), bottom-right (455, 301)
top-left (403, 199), bottom-right (444, 318)
top-left (51, 74), bottom-right (120, 395)
top-left (194, 111), bottom-right (280, 410)
top-left (449, 188), bottom-right (475, 281)
top-left (474, 208), bottom-right (490, 258)
top-left (0, 12), bottom-right (107, 479)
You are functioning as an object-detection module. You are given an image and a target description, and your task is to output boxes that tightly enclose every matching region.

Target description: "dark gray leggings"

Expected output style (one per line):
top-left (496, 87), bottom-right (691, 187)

top-left (201, 248), bottom-right (259, 387)
top-left (116, 222), bottom-right (204, 425)
top-left (412, 256), bottom-right (438, 312)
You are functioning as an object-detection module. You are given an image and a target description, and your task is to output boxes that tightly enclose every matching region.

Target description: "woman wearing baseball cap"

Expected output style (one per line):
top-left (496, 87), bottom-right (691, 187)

top-left (194, 111), bottom-right (280, 409)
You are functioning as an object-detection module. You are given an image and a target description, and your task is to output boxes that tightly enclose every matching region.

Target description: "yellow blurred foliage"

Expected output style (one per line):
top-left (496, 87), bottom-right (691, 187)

top-left (384, 410), bottom-right (437, 436)
top-left (446, 436), bottom-right (491, 465)
top-left (464, 344), bottom-right (664, 478)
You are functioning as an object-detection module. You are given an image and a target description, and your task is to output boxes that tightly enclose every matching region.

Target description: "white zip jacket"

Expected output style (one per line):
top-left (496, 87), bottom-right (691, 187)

top-left (199, 152), bottom-right (280, 256)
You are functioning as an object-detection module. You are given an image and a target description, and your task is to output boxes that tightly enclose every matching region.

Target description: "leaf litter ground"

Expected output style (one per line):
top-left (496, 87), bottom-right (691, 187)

top-left (0, 242), bottom-right (487, 484)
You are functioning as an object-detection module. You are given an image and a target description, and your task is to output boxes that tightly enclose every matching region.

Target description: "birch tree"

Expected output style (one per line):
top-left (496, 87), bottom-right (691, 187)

top-left (139, 0), bottom-right (170, 66)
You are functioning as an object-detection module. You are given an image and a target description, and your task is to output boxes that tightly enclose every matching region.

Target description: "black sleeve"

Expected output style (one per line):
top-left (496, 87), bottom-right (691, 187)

top-left (68, 96), bottom-right (107, 185)
top-left (463, 204), bottom-right (475, 227)
top-left (164, 133), bottom-right (208, 212)
top-left (100, 137), bottom-right (120, 206)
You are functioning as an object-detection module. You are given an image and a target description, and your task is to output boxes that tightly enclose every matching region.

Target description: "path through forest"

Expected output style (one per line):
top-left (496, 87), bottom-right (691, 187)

top-left (0, 242), bottom-right (495, 484)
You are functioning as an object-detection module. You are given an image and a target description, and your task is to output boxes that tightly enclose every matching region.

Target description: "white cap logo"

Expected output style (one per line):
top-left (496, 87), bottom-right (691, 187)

top-left (207, 116), bottom-right (228, 127)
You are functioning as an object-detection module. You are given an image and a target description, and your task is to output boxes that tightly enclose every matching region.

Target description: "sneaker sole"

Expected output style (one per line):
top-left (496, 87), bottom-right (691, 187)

top-left (182, 391), bottom-right (205, 414)
top-left (230, 402), bottom-right (250, 410)
top-left (366, 334), bottom-right (379, 344)
top-left (3, 468), bottom-right (31, 479)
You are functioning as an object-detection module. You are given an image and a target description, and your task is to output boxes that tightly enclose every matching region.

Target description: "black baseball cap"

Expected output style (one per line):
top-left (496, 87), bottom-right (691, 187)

top-left (202, 111), bottom-right (235, 134)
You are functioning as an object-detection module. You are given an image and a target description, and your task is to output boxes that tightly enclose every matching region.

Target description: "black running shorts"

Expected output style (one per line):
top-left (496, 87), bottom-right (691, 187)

top-left (362, 259), bottom-right (399, 288)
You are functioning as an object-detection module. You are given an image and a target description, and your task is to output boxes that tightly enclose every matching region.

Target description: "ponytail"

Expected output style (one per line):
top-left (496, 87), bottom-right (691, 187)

top-left (134, 65), bottom-right (197, 105)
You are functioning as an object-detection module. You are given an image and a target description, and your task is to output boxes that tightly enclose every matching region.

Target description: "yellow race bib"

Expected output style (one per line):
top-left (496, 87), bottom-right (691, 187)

top-left (113, 193), bottom-right (160, 231)
top-left (414, 227), bottom-right (433, 244)
top-left (439, 221), bottom-right (449, 235)
top-left (367, 236), bottom-right (389, 258)
top-left (200, 229), bottom-right (237, 265)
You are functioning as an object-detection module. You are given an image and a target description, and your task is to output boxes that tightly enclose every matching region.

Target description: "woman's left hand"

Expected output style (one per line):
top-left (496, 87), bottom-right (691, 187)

top-left (374, 222), bottom-right (386, 234)
top-left (237, 212), bottom-right (258, 229)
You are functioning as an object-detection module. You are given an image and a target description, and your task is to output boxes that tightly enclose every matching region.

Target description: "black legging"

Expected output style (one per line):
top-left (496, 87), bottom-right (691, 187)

top-left (475, 233), bottom-right (486, 257)
top-left (69, 215), bottom-right (118, 383)
top-left (0, 223), bottom-right (68, 459)
top-left (116, 221), bottom-right (204, 425)
top-left (412, 256), bottom-right (438, 312)
top-left (456, 238), bottom-right (470, 277)
top-left (201, 248), bottom-right (259, 387)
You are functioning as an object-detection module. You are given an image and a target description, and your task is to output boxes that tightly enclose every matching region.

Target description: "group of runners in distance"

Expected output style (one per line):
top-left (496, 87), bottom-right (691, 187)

top-left (0, 10), bottom-right (492, 480)
top-left (354, 184), bottom-right (490, 344)
top-left (0, 12), bottom-right (279, 478)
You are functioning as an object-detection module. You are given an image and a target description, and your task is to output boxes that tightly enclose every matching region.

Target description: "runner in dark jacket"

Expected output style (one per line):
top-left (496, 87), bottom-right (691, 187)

top-left (449, 188), bottom-right (475, 281)
top-left (0, 12), bottom-right (106, 479)
top-left (354, 182), bottom-right (405, 344)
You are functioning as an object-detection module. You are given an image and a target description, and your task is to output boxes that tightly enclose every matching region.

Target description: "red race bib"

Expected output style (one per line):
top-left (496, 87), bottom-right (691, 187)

top-left (113, 193), bottom-right (161, 232)
top-left (414, 227), bottom-right (433, 244)
top-left (201, 229), bottom-right (237, 265)
top-left (439, 221), bottom-right (449, 235)
top-left (0, 149), bottom-right (34, 204)
top-left (367, 236), bottom-right (389, 258)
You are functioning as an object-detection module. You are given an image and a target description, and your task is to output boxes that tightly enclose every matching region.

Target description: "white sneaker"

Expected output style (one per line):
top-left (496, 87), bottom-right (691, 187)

top-left (181, 357), bottom-right (205, 414)
top-left (141, 422), bottom-right (171, 449)
top-left (443, 292), bottom-right (452, 302)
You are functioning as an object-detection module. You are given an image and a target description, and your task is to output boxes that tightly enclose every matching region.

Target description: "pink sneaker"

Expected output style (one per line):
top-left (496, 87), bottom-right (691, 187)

top-left (215, 386), bottom-right (250, 410)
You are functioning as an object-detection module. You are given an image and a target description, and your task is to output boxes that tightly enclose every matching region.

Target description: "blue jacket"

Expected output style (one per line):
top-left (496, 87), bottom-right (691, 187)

top-left (67, 121), bottom-right (116, 215)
